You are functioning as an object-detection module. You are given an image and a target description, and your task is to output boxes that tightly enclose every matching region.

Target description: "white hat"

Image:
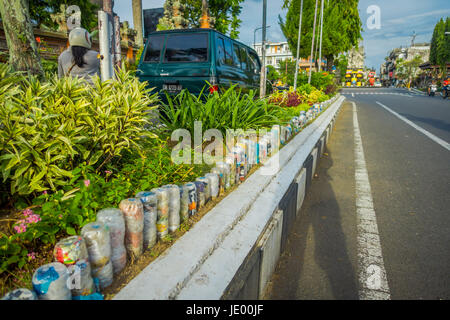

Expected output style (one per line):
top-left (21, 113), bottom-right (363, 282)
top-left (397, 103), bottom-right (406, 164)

top-left (68, 27), bottom-right (92, 49)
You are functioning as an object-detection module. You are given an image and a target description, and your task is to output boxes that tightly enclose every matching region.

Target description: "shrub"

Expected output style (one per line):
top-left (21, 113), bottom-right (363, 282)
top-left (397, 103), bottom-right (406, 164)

top-left (159, 85), bottom-right (283, 136)
top-left (0, 136), bottom-right (209, 274)
top-left (0, 65), bottom-right (159, 195)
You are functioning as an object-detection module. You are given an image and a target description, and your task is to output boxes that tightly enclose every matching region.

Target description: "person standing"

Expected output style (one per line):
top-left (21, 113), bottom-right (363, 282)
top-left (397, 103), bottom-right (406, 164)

top-left (58, 27), bottom-right (100, 84)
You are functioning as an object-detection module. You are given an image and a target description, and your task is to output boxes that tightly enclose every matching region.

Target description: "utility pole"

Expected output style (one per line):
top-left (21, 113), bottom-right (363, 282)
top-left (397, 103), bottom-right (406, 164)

top-left (98, 0), bottom-right (115, 80)
top-left (318, 0), bottom-right (324, 71)
top-left (259, 0), bottom-right (267, 98)
top-left (114, 14), bottom-right (121, 69)
top-left (132, 0), bottom-right (144, 47)
top-left (293, 0), bottom-right (304, 90)
top-left (98, 10), bottom-right (113, 80)
top-left (308, 0), bottom-right (319, 84)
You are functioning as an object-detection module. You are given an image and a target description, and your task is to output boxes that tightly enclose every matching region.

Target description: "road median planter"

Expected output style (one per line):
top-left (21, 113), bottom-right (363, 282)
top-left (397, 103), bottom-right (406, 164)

top-left (113, 95), bottom-right (345, 300)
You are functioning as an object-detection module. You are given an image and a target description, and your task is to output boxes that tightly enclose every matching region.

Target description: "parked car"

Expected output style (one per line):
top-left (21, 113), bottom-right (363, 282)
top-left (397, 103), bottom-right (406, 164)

top-left (136, 28), bottom-right (262, 96)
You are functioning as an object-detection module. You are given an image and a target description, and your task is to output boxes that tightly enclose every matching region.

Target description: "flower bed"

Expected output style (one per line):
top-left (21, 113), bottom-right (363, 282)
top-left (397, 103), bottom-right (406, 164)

top-left (0, 65), bottom-right (336, 299)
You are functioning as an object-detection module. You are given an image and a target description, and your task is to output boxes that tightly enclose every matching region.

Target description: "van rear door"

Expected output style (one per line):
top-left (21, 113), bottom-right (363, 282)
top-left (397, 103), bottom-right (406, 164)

top-left (138, 34), bottom-right (165, 91)
top-left (159, 32), bottom-right (211, 95)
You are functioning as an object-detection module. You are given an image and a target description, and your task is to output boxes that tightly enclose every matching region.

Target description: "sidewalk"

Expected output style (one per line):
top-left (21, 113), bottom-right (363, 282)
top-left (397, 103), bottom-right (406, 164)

top-left (263, 101), bottom-right (359, 299)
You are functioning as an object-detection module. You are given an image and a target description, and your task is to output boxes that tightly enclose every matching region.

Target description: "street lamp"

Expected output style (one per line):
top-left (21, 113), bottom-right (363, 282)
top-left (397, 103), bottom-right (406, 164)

top-left (254, 26), bottom-right (271, 50)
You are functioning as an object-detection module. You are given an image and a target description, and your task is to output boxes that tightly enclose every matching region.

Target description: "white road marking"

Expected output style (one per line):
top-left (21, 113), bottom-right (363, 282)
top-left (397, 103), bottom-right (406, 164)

top-left (352, 93), bottom-right (355, 97)
top-left (376, 101), bottom-right (450, 151)
top-left (352, 102), bottom-right (391, 300)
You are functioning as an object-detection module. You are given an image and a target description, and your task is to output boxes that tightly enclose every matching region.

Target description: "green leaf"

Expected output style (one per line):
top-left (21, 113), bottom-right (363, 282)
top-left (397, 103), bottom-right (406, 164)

top-left (66, 227), bottom-right (76, 235)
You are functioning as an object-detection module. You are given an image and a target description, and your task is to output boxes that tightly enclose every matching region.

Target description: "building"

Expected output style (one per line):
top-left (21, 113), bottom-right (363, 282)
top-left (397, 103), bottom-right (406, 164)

top-left (253, 41), bottom-right (293, 71)
top-left (347, 42), bottom-right (365, 69)
top-left (253, 41), bottom-right (326, 72)
top-left (380, 43), bottom-right (430, 86)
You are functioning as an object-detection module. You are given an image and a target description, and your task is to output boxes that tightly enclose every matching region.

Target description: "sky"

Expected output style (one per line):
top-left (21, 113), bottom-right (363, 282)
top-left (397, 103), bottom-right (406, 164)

top-left (113, 0), bottom-right (450, 72)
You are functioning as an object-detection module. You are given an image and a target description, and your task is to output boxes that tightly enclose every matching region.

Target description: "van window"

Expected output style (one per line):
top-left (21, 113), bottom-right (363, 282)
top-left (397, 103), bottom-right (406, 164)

top-left (217, 38), bottom-right (225, 65)
top-left (239, 47), bottom-right (248, 70)
top-left (224, 39), bottom-right (234, 66)
top-left (143, 35), bottom-right (165, 62)
top-left (232, 43), bottom-right (241, 68)
top-left (248, 51), bottom-right (261, 72)
top-left (164, 33), bottom-right (208, 62)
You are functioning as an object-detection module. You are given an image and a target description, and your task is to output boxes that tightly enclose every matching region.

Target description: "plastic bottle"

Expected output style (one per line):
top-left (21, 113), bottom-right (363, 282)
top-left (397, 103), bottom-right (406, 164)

top-left (179, 185), bottom-right (189, 222)
top-left (193, 181), bottom-right (205, 209)
top-left (119, 198), bottom-right (144, 258)
top-left (81, 222), bottom-right (113, 289)
top-left (183, 182), bottom-right (197, 216)
top-left (211, 167), bottom-right (225, 195)
top-left (271, 125), bottom-right (281, 152)
top-left (150, 187), bottom-right (169, 239)
top-left (135, 191), bottom-right (158, 250)
top-left (196, 177), bottom-right (211, 203)
top-left (53, 235), bottom-right (89, 265)
top-left (162, 184), bottom-right (181, 233)
top-left (2, 288), bottom-right (37, 300)
top-left (265, 133), bottom-right (272, 156)
top-left (216, 161), bottom-right (231, 190)
top-left (32, 262), bottom-right (71, 300)
top-left (299, 111), bottom-right (306, 127)
top-left (68, 258), bottom-right (96, 297)
top-left (205, 173), bottom-right (219, 199)
top-left (96, 208), bottom-right (127, 274)
top-left (225, 153), bottom-right (236, 188)
top-left (232, 145), bottom-right (246, 183)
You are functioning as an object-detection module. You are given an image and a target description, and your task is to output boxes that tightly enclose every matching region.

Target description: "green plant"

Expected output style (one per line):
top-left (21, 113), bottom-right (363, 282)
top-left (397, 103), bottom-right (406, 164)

top-left (0, 65), bottom-right (159, 195)
top-left (0, 135), bottom-right (209, 273)
top-left (160, 85), bottom-right (283, 136)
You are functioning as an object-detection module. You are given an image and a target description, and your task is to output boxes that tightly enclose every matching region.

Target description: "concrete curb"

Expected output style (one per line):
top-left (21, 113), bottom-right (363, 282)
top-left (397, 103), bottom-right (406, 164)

top-left (113, 95), bottom-right (345, 300)
top-left (410, 88), bottom-right (425, 95)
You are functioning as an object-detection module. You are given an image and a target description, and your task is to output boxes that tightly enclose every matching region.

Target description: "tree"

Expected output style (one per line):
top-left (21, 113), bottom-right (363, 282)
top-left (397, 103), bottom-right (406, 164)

top-left (334, 54), bottom-right (348, 80)
top-left (157, 0), bottom-right (188, 30)
top-left (181, 0), bottom-right (244, 39)
top-left (267, 65), bottom-right (281, 83)
top-left (279, 0), bottom-right (362, 72)
top-left (28, 0), bottom-right (99, 32)
top-left (396, 55), bottom-right (424, 86)
top-left (430, 17), bottom-right (450, 70)
top-left (278, 58), bottom-right (297, 85)
top-left (0, 0), bottom-right (43, 75)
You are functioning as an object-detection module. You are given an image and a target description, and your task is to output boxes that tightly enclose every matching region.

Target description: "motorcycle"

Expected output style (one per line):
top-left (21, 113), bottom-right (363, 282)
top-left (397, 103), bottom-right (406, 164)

top-left (428, 84), bottom-right (437, 96)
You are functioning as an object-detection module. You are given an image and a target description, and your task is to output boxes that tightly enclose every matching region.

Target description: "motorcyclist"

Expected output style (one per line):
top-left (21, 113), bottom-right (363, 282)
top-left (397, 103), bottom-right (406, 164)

top-left (428, 80), bottom-right (437, 96)
top-left (443, 78), bottom-right (449, 99)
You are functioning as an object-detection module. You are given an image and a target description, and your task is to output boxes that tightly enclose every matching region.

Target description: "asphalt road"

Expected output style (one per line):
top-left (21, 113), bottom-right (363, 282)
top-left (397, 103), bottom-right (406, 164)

top-left (264, 88), bottom-right (450, 300)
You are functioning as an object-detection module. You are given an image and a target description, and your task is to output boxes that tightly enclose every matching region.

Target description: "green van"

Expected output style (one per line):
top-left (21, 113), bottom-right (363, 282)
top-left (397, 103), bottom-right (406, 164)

top-left (136, 28), bottom-right (262, 95)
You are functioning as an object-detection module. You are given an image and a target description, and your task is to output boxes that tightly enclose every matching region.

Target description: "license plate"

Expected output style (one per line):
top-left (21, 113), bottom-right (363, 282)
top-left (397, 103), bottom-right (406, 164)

top-left (163, 84), bottom-right (182, 92)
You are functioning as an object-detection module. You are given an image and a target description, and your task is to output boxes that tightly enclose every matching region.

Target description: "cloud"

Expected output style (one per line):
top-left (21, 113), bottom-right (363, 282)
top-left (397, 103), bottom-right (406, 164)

top-left (237, 0), bottom-right (287, 46)
top-left (359, 0), bottom-right (449, 71)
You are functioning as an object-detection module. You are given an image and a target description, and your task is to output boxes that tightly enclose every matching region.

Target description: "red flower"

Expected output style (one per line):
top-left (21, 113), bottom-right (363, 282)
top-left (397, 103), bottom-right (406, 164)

top-left (36, 37), bottom-right (41, 43)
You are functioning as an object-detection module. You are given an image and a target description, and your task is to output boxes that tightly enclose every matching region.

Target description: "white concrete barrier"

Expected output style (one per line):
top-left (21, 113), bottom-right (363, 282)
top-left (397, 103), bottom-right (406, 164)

top-left (311, 147), bottom-right (319, 176)
top-left (114, 95), bottom-right (345, 300)
top-left (295, 168), bottom-right (307, 216)
top-left (257, 210), bottom-right (283, 299)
